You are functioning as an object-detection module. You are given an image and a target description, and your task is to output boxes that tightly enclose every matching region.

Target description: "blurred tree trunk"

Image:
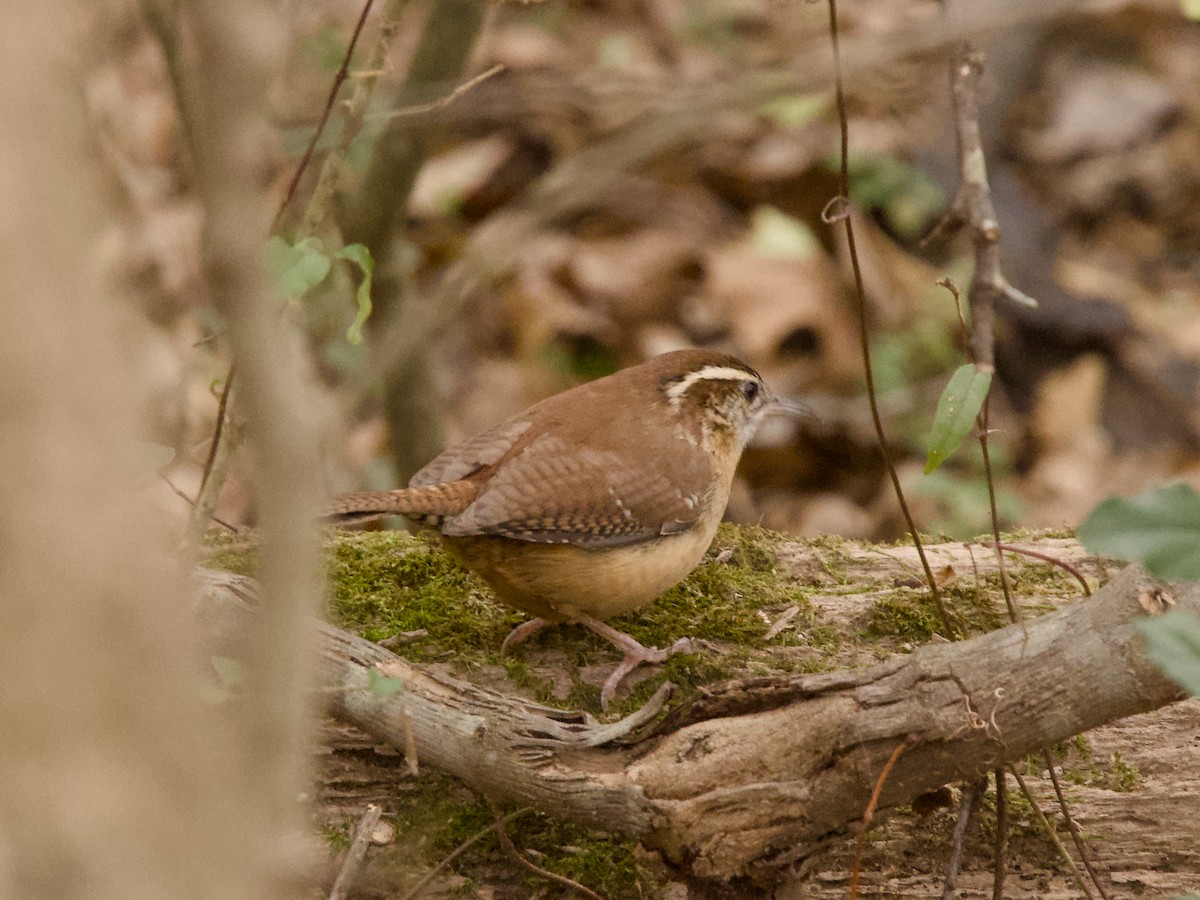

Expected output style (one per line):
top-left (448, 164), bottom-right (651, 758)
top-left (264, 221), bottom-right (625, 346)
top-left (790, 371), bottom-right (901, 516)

top-left (186, 0), bottom-right (326, 854)
top-left (0, 4), bottom-right (292, 898)
top-left (346, 0), bottom-right (488, 486)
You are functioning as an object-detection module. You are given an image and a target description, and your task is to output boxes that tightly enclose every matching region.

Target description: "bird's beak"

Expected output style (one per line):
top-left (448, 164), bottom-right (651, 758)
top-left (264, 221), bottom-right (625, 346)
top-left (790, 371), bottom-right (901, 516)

top-left (764, 394), bottom-right (818, 422)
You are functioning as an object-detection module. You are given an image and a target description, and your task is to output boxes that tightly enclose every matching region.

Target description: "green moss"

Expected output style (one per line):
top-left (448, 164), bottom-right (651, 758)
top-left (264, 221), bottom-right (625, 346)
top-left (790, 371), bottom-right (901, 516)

top-left (503, 812), bottom-right (658, 897)
top-left (287, 523), bottom-right (833, 714)
top-left (978, 786), bottom-right (1063, 850)
top-left (321, 819), bottom-right (352, 852)
top-left (1096, 750), bottom-right (1143, 792)
top-left (637, 523), bottom-right (814, 646)
top-left (325, 531), bottom-right (522, 660)
top-left (202, 530), bottom-right (258, 577)
top-left (866, 589), bottom-right (947, 641)
top-left (205, 526), bottom-right (857, 712)
top-left (1035, 737), bottom-right (1144, 793)
top-left (374, 772), bottom-right (658, 897)
top-left (802, 533), bottom-right (855, 584)
top-left (865, 562), bottom-right (1078, 642)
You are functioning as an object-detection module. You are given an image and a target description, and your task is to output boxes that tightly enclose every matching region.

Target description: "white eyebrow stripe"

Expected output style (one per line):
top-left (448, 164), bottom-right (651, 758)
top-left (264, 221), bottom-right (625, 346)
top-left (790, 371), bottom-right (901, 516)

top-left (665, 365), bottom-right (756, 399)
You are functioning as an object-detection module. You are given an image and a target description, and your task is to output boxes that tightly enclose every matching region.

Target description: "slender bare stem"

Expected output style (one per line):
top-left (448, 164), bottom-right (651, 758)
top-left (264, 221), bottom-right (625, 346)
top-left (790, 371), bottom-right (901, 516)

top-left (824, 0), bottom-right (954, 637)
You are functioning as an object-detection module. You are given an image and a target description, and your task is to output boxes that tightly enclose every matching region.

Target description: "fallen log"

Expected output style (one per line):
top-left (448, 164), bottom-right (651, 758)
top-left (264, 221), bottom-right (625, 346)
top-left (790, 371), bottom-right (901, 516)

top-left (194, 543), bottom-right (1194, 881)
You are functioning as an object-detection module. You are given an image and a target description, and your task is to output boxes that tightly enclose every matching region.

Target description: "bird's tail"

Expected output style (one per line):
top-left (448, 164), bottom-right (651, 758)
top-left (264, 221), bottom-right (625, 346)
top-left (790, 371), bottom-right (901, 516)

top-left (326, 480), bottom-right (477, 527)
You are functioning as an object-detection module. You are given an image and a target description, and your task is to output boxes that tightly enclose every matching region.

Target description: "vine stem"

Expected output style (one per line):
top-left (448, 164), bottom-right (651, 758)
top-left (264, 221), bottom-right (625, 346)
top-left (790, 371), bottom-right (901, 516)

top-left (824, 0), bottom-right (953, 637)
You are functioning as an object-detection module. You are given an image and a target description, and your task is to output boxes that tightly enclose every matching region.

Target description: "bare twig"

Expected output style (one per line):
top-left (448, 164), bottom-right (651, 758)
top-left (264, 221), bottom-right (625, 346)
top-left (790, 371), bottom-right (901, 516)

top-left (396, 808), bottom-right (533, 900)
top-left (1046, 758), bottom-right (1112, 900)
top-left (850, 736), bottom-right (914, 900)
top-left (489, 799), bottom-right (605, 900)
top-left (992, 768), bottom-right (1008, 900)
top-left (378, 628), bottom-right (428, 647)
top-left (1008, 767), bottom-right (1095, 899)
top-left (824, 0), bottom-right (954, 637)
top-left (764, 605), bottom-right (801, 641)
top-left (273, 0), bottom-right (377, 230)
top-left (940, 33), bottom-right (1109, 895)
top-left (159, 472), bottom-right (239, 532)
top-left (973, 541), bottom-right (1093, 597)
top-left (376, 63), bottom-right (505, 120)
top-left (328, 803), bottom-right (384, 900)
top-left (979, 396), bottom-right (1023, 627)
top-left (940, 43), bottom-right (1037, 372)
top-left (298, 0), bottom-right (410, 238)
top-left (942, 776), bottom-right (987, 899)
top-left (937, 42), bottom-right (1033, 584)
top-left (190, 366), bottom-right (237, 539)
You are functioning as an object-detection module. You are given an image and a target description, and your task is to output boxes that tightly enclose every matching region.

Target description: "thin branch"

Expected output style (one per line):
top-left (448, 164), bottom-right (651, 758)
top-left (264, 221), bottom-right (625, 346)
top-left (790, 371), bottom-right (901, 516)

top-left (187, 0), bottom-right (326, 835)
top-left (941, 42), bottom-right (1038, 372)
top-left (992, 768), bottom-right (1008, 900)
top-left (976, 541), bottom-right (1093, 597)
top-left (191, 0), bottom-right (397, 539)
top-left (850, 735), bottom-right (914, 900)
top-left (1008, 767), bottom-right (1096, 900)
top-left (190, 365), bottom-right (237, 538)
top-left (489, 799), bottom-right (604, 900)
top-left (298, 0), bottom-right (410, 238)
top-left (328, 803), bottom-right (384, 900)
top-left (142, 0), bottom-right (240, 543)
top-left (396, 808), bottom-right (534, 900)
top-left (979, 397), bottom-right (1023, 626)
top-left (942, 775), bottom-right (987, 899)
top-left (273, 0), bottom-right (378, 230)
top-left (1046, 757), bottom-right (1112, 900)
top-left (824, 0), bottom-right (954, 637)
top-left (160, 472), bottom-right (239, 532)
top-left (376, 63), bottom-right (505, 120)
top-left (942, 40), bottom-right (1108, 897)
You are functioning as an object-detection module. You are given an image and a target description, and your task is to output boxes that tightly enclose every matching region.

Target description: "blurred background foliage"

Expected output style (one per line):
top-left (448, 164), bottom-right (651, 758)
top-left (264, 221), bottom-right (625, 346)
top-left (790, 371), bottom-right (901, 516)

top-left (90, 0), bottom-right (1200, 544)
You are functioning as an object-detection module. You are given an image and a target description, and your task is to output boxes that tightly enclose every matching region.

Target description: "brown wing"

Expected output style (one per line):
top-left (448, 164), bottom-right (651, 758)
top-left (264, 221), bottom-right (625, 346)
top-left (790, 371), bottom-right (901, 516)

top-left (440, 435), bottom-right (712, 547)
top-left (409, 419), bottom-right (533, 488)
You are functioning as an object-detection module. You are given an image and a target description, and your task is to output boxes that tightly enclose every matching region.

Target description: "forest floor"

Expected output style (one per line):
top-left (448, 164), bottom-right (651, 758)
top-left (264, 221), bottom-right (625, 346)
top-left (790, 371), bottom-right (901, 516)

top-left (272, 529), bottom-right (1200, 899)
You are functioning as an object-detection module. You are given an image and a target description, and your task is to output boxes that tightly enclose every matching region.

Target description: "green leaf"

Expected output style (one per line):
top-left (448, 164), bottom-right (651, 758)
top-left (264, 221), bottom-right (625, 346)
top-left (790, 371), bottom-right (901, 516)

top-left (749, 206), bottom-right (818, 259)
top-left (265, 235), bottom-right (331, 298)
top-left (1138, 609), bottom-right (1200, 697)
top-left (924, 364), bottom-right (991, 474)
top-left (1079, 483), bottom-right (1200, 579)
top-left (834, 153), bottom-right (946, 238)
top-left (335, 243), bottom-right (375, 345)
top-left (367, 666), bottom-right (404, 698)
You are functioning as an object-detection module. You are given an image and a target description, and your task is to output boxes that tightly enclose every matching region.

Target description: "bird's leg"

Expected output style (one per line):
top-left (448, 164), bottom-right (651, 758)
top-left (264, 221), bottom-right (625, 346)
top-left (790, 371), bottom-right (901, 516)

top-left (574, 614), bottom-right (693, 710)
top-left (501, 617), bottom-right (551, 652)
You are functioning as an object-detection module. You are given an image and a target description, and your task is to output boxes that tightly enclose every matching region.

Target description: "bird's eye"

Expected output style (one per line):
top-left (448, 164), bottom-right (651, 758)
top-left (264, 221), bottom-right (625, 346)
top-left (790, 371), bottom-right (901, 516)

top-left (741, 380), bottom-right (761, 403)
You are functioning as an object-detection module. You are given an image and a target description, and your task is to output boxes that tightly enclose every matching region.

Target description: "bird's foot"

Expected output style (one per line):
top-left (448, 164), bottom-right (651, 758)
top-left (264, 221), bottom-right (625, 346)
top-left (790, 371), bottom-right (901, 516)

top-left (501, 617), bottom-right (550, 652)
top-left (576, 614), bottom-right (694, 710)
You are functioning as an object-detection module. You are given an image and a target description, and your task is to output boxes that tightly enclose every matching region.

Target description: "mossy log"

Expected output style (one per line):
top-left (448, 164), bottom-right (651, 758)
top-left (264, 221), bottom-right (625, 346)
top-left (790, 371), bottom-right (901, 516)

top-left (194, 536), bottom-right (1195, 881)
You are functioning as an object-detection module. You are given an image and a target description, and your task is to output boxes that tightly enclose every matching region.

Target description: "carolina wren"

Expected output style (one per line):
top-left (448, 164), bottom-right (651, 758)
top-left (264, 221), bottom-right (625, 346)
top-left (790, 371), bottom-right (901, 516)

top-left (330, 349), bottom-right (801, 708)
